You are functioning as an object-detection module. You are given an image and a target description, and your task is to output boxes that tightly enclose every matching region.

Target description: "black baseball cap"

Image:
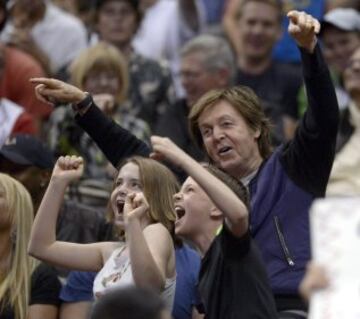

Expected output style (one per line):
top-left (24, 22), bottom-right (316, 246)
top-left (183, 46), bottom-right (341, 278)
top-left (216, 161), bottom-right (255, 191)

top-left (0, 134), bottom-right (55, 169)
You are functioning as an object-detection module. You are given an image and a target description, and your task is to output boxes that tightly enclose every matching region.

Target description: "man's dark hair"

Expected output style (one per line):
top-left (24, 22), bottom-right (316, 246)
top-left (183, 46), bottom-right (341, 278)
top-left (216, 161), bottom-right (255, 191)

top-left (95, 0), bottom-right (139, 11)
top-left (0, 0), bottom-right (7, 32)
top-left (95, 0), bottom-right (142, 24)
top-left (90, 286), bottom-right (166, 319)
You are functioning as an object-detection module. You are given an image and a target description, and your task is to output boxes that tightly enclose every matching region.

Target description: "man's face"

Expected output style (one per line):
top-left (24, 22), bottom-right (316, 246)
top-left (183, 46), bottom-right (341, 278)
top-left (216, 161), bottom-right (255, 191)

top-left (198, 100), bottom-right (261, 179)
top-left (173, 177), bottom-right (214, 239)
top-left (344, 48), bottom-right (360, 97)
top-left (180, 51), bottom-right (228, 107)
top-left (0, 157), bottom-right (45, 202)
top-left (97, 1), bottom-right (138, 48)
top-left (238, 1), bottom-right (281, 61)
top-left (322, 27), bottom-right (360, 74)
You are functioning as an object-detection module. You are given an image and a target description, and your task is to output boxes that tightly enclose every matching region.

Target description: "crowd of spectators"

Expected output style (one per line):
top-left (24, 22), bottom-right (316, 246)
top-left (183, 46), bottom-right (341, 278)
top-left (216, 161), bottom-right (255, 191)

top-left (0, 0), bottom-right (359, 318)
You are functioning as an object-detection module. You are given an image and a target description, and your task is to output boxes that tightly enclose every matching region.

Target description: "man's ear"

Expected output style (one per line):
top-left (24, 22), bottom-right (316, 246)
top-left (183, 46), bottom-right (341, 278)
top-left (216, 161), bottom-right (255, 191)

top-left (209, 206), bottom-right (222, 219)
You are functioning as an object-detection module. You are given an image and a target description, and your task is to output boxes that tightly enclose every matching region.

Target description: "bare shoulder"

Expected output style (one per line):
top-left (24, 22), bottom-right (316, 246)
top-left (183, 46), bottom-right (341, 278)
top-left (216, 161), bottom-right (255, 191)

top-left (100, 241), bottom-right (124, 263)
top-left (143, 223), bottom-right (173, 246)
top-left (143, 223), bottom-right (171, 236)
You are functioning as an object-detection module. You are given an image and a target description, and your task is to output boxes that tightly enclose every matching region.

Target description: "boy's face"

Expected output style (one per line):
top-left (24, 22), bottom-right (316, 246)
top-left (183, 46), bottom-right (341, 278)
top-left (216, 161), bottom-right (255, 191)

top-left (173, 177), bottom-right (215, 239)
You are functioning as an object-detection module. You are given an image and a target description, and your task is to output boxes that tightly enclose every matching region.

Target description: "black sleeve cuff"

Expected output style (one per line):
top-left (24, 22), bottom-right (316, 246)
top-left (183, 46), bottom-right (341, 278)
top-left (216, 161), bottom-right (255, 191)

top-left (300, 43), bottom-right (327, 77)
top-left (72, 93), bottom-right (93, 114)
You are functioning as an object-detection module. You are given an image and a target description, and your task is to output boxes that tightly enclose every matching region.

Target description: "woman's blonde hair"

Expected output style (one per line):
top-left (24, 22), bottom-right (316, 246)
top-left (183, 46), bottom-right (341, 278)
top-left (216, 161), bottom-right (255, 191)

top-left (70, 42), bottom-right (129, 104)
top-left (107, 157), bottom-right (179, 239)
top-left (0, 173), bottom-right (37, 319)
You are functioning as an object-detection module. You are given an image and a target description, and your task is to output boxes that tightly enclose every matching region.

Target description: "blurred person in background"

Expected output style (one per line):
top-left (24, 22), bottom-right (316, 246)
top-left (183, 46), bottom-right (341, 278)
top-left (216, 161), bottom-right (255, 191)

top-left (225, 0), bottom-right (303, 143)
top-left (298, 263), bottom-right (328, 303)
top-left (91, 0), bottom-right (175, 131)
top-left (51, 0), bottom-right (97, 40)
top-left (0, 173), bottom-right (61, 319)
top-left (0, 97), bottom-right (37, 146)
top-left (0, 135), bottom-right (112, 258)
top-left (155, 34), bottom-right (236, 162)
top-left (0, 0), bottom-right (51, 133)
top-left (133, 0), bottom-right (206, 97)
top-left (223, 0), bottom-right (325, 64)
top-left (326, 0), bottom-right (360, 11)
top-left (326, 47), bottom-right (360, 196)
top-left (298, 8), bottom-right (360, 116)
top-left (90, 286), bottom-right (172, 319)
top-left (48, 42), bottom-right (150, 208)
top-left (2, 0), bottom-right (88, 76)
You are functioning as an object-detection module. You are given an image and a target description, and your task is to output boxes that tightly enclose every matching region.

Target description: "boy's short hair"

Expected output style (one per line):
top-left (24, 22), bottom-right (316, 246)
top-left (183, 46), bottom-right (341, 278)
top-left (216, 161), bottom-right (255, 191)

top-left (204, 164), bottom-right (250, 211)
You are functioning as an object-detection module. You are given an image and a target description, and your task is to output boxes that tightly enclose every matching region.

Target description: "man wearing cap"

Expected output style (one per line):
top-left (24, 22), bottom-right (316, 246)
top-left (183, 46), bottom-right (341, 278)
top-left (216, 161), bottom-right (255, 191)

top-left (321, 8), bottom-right (360, 77)
top-left (298, 8), bottom-right (360, 115)
top-left (0, 134), bottom-right (113, 255)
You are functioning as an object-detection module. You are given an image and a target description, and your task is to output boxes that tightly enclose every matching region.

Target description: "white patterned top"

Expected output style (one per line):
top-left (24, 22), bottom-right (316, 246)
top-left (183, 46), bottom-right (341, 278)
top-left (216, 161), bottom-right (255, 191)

top-left (93, 244), bottom-right (176, 310)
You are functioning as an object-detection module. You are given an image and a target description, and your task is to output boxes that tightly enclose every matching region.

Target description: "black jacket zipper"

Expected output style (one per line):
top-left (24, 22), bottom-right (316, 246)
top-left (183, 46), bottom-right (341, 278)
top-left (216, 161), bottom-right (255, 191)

top-left (273, 216), bottom-right (295, 267)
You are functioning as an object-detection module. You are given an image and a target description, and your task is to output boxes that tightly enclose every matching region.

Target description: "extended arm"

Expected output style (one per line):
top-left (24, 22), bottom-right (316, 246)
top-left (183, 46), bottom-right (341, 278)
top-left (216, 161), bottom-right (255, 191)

top-left (151, 136), bottom-right (248, 237)
top-left (75, 100), bottom-right (150, 166)
top-left (124, 193), bottom-right (173, 291)
top-left (281, 12), bottom-right (339, 196)
top-left (222, 0), bottom-right (243, 56)
top-left (30, 78), bottom-right (151, 168)
top-left (28, 156), bottom-right (107, 271)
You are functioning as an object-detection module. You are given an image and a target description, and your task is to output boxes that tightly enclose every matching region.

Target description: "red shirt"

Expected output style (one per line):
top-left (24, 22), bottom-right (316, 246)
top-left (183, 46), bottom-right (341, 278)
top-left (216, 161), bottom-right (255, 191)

top-left (0, 46), bottom-right (53, 119)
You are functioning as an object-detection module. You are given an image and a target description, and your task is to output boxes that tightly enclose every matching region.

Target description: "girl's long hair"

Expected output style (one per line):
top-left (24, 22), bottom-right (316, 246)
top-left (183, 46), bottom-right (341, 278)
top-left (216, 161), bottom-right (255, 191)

top-left (107, 157), bottom-right (180, 244)
top-left (0, 173), bottom-right (38, 319)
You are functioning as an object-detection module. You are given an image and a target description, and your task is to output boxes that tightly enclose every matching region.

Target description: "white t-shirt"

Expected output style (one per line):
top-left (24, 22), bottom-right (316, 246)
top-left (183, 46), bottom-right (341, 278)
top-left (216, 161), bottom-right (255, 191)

top-left (2, 3), bottom-right (88, 72)
top-left (132, 0), bottom-right (206, 97)
top-left (0, 98), bottom-right (23, 147)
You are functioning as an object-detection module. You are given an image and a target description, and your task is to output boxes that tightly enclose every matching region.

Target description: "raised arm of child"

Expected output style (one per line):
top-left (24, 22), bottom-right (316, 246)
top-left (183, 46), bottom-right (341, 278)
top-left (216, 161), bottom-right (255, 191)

top-left (28, 155), bottom-right (110, 272)
top-left (124, 193), bottom-right (174, 292)
top-left (151, 136), bottom-right (248, 237)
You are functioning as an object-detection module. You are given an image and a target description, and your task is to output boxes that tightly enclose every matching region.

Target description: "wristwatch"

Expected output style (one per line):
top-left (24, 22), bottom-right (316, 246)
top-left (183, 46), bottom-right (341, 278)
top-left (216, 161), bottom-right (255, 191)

top-left (72, 92), bottom-right (93, 115)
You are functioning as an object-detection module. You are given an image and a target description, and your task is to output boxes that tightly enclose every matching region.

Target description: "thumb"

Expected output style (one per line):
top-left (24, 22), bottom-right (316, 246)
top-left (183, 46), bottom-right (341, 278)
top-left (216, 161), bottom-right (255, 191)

top-left (287, 10), bottom-right (299, 24)
top-left (288, 23), bottom-right (301, 34)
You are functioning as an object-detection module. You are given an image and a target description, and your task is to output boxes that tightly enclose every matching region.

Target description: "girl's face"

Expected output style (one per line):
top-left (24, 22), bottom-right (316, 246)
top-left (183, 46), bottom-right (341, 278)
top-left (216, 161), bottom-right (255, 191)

top-left (110, 162), bottom-right (143, 228)
top-left (0, 183), bottom-right (11, 231)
